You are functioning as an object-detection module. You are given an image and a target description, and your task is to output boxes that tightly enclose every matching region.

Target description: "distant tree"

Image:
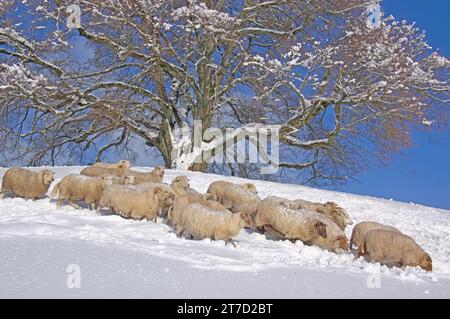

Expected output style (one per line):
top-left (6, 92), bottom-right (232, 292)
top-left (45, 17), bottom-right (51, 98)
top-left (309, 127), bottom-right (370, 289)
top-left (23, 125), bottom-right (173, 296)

top-left (0, 0), bottom-right (448, 184)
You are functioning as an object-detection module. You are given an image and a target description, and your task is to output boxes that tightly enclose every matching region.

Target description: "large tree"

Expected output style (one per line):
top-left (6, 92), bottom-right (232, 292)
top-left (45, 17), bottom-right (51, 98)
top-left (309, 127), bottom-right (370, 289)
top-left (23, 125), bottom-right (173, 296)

top-left (0, 0), bottom-right (448, 184)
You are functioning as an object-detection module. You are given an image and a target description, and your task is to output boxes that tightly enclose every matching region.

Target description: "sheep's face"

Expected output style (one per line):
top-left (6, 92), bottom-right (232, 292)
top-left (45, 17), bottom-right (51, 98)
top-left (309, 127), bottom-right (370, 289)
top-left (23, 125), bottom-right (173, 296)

top-left (118, 160), bottom-right (131, 169)
top-left (313, 221), bottom-right (328, 238)
top-left (41, 170), bottom-right (55, 185)
top-left (100, 176), bottom-right (114, 189)
top-left (420, 254), bottom-right (433, 272)
top-left (243, 183), bottom-right (258, 194)
top-left (336, 235), bottom-right (349, 251)
top-left (239, 212), bottom-right (255, 229)
top-left (123, 175), bottom-right (135, 185)
top-left (154, 188), bottom-right (175, 206)
top-left (173, 176), bottom-right (190, 189)
top-left (203, 193), bottom-right (216, 201)
top-left (153, 166), bottom-right (165, 179)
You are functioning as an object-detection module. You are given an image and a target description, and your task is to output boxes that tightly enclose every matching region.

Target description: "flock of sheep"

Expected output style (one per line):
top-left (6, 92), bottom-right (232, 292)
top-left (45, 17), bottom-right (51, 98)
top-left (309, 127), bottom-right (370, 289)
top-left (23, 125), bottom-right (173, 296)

top-left (0, 160), bottom-right (433, 272)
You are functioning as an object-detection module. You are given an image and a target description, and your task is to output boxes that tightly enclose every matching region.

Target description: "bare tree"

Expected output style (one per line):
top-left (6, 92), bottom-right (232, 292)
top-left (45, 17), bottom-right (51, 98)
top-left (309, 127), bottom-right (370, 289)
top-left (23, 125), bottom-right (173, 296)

top-left (0, 0), bottom-right (448, 184)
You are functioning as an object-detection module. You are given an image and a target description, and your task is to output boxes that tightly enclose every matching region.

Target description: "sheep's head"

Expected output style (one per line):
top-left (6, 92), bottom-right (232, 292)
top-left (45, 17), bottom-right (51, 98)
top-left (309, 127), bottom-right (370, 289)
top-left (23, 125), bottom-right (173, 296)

top-left (152, 166), bottom-right (165, 179)
top-left (123, 175), bottom-right (135, 185)
top-left (172, 176), bottom-right (190, 190)
top-left (153, 187), bottom-right (175, 206)
top-left (40, 170), bottom-right (55, 185)
top-left (118, 160), bottom-right (131, 169)
top-left (238, 212), bottom-right (255, 229)
top-left (203, 193), bottom-right (216, 201)
top-left (313, 221), bottom-right (328, 238)
top-left (336, 235), bottom-right (349, 251)
top-left (243, 183), bottom-right (258, 194)
top-left (419, 254), bottom-right (433, 272)
top-left (100, 176), bottom-right (114, 189)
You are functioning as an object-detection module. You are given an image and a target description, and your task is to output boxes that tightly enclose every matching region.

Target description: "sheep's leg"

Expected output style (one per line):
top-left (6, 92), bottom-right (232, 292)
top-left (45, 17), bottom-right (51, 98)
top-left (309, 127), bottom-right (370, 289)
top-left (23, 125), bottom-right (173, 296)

top-left (226, 239), bottom-right (237, 248)
top-left (0, 192), bottom-right (4, 199)
top-left (68, 201), bottom-right (81, 209)
top-left (263, 225), bottom-right (285, 241)
top-left (176, 225), bottom-right (185, 238)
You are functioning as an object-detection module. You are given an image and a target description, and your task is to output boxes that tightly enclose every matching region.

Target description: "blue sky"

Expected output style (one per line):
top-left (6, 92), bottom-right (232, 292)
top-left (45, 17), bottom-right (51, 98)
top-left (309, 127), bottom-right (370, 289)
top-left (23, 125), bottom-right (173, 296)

top-left (338, 0), bottom-right (450, 210)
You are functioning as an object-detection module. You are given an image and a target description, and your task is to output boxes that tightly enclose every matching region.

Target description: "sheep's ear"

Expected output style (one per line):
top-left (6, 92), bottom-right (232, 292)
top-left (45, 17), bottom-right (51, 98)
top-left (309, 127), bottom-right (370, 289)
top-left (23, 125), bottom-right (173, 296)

top-left (314, 221), bottom-right (327, 238)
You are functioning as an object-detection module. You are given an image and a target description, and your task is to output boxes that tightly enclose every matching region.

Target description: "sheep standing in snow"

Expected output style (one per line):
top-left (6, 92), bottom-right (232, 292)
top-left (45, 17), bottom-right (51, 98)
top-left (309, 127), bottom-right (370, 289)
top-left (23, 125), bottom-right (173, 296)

top-left (98, 186), bottom-right (174, 221)
top-left (254, 198), bottom-right (348, 252)
top-left (93, 160), bottom-right (131, 170)
top-left (174, 203), bottom-right (254, 245)
top-left (168, 193), bottom-right (225, 227)
top-left (0, 168), bottom-right (55, 200)
top-left (350, 221), bottom-right (401, 251)
top-left (51, 175), bottom-right (113, 210)
top-left (361, 229), bottom-right (432, 271)
top-left (290, 198), bottom-right (352, 231)
top-left (207, 181), bottom-right (261, 219)
top-left (123, 166), bottom-right (165, 184)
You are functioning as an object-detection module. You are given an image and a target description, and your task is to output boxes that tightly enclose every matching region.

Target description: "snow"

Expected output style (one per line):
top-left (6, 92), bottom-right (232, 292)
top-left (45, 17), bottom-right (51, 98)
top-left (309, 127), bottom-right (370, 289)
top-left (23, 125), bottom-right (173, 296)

top-left (0, 166), bottom-right (449, 298)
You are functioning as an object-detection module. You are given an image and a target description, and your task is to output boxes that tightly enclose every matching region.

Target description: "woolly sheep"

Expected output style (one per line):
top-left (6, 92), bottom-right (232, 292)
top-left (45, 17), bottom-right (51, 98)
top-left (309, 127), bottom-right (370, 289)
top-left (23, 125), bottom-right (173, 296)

top-left (350, 221), bottom-right (401, 251)
top-left (0, 168), bottom-right (55, 200)
top-left (254, 198), bottom-right (348, 252)
top-left (264, 196), bottom-right (352, 231)
top-left (98, 186), bottom-right (174, 221)
top-left (123, 166), bottom-right (165, 184)
top-left (207, 181), bottom-right (262, 218)
top-left (168, 193), bottom-right (225, 226)
top-left (80, 164), bottom-right (129, 178)
top-left (361, 229), bottom-right (432, 272)
top-left (51, 174), bottom-right (113, 210)
top-left (174, 203), bottom-right (254, 245)
top-left (93, 160), bottom-right (131, 170)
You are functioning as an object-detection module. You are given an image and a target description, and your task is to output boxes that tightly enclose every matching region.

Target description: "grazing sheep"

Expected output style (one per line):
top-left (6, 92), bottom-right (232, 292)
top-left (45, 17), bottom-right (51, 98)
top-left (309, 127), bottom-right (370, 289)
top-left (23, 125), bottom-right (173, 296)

top-left (207, 181), bottom-right (262, 217)
top-left (350, 221), bottom-right (401, 251)
top-left (361, 229), bottom-right (432, 272)
top-left (264, 196), bottom-right (352, 231)
top-left (51, 175), bottom-right (113, 210)
top-left (0, 168), bottom-right (55, 200)
top-left (93, 160), bottom-right (131, 170)
top-left (174, 203), bottom-right (254, 244)
top-left (254, 198), bottom-right (348, 252)
top-left (98, 186), bottom-right (174, 221)
top-left (123, 166), bottom-right (165, 184)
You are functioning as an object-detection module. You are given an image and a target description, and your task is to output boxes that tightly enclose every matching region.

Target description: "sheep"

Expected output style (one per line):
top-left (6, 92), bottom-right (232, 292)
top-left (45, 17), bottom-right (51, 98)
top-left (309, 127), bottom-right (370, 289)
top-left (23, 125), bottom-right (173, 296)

top-left (264, 196), bottom-right (352, 231)
top-left (0, 168), bottom-right (55, 200)
top-left (350, 221), bottom-right (401, 251)
top-left (98, 186), bottom-right (174, 222)
top-left (207, 181), bottom-right (262, 218)
top-left (123, 166), bottom-right (165, 184)
top-left (168, 193), bottom-right (225, 227)
top-left (93, 160), bottom-right (131, 170)
top-left (361, 229), bottom-right (432, 272)
top-left (174, 203), bottom-right (254, 245)
top-left (80, 163), bottom-right (129, 178)
top-left (254, 198), bottom-right (348, 252)
top-left (51, 175), bottom-right (113, 210)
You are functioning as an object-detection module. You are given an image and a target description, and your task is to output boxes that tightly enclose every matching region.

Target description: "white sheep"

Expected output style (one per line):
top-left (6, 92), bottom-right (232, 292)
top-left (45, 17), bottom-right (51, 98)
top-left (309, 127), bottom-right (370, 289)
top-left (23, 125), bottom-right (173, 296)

top-left (254, 198), bottom-right (348, 252)
top-left (123, 166), bottom-right (165, 184)
top-left (361, 229), bottom-right (432, 272)
top-left (51, 174), bottom-right (113, 210)
top-left (174, 203), bottom-right (254, 245)
top-left (93, 160), bottom-right (131, 169)
top-left (98, 186), bottom-right (174, 221)
top-left (207, 181), bottom-right (261, 218)
top-left (264, 196), bottom-right (352, 231)
top-left (350, 221), bottom-right (401, 251)
top-left (0, 168), bottom-right (55, 200)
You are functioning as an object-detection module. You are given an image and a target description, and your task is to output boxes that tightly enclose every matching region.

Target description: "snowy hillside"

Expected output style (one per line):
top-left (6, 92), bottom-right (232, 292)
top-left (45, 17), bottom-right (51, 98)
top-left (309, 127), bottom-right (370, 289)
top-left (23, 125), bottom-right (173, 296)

top-left (0, 166), bottom-right (449, 298)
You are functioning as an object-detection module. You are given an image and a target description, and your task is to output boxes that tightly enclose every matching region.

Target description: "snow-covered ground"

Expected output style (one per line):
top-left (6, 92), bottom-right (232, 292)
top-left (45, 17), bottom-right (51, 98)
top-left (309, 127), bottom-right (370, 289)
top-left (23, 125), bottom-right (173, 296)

top-left (0, 166), bottom-right (449, 298)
